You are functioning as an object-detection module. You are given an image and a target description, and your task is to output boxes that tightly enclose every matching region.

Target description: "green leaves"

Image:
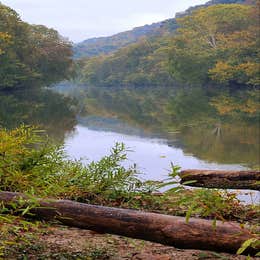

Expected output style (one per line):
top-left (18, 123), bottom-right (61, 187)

top-left (0, 126), bottom-right (147, 203)
top-left (169, 3), bottom-right (259, 87)
top-left (0, 3), bottom-right (72, 89)
top-left (70, 142), bottom-right (143, 198)
top-left (77, 37), bottom-right (174, 87)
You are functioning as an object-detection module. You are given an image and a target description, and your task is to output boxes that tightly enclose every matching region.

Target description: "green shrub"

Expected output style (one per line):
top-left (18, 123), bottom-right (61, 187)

top-left (0, 126), bottom-right (146, 201)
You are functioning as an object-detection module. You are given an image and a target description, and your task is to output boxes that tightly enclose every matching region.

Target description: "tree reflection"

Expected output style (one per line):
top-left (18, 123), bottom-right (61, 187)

top-left (73, 87), bottom-right (259, 168)
top-left (0, 89), bottom-right (78, 142)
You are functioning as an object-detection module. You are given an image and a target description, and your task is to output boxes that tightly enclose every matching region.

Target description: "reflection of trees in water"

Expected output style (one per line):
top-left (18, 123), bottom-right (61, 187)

top-left (78, 87), bottom-right (171, 129)
top-left (0, 89), bottom-right (78, 141)
top-left (212, 123), bottom-right (222, 139)
top-left (178, 124), bottom-right (259, 168)
top-left (77, 87), bottom-right (259, 168)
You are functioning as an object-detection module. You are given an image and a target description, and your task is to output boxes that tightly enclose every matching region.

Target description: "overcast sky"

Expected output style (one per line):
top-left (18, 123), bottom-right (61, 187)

top-left (1, 0), bottom-right (208, 43)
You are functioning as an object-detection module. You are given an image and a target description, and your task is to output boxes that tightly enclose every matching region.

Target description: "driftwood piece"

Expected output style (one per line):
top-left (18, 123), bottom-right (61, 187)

top-left (180, 170), bottom-right (260, 190)
top-left (0, 191), bottom-right (258, 254)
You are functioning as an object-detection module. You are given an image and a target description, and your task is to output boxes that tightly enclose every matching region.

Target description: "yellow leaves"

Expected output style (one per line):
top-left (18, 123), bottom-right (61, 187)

top-left (238, 62), bottom-right (260, 86)
top-left (0, 32), bottom-right (11, 55)
top-left (0, 32), bottom-right (11, 40)
top-left (210, 90), bottom-right (260, 116)
top-left (0, 126), bottom-right (54, 193)
top-left (210, 95), bottom-right (238, 115)
top-left (218, 29), bottom-right (256, 51)
top-left (209, 61), bottom-right (260, 86)
top-left (0, 126), bottom-right (41, 159)
top-left (172, 3), bottom-right (259, 86)
top-left (209, 62), bottom-right (235, 84)
top-left (177, 4), bottom-right (252, 41)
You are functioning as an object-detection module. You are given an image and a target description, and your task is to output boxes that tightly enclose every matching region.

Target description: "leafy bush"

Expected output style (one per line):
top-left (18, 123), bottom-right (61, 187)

top-left (0, 126), bottom-right (145, 202)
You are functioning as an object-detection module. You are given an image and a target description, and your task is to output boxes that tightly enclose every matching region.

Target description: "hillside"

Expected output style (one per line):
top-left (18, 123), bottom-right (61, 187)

top-left (73, 19), bottom-right (177, 59)
top-left (75, 0), bottom-right (257, 88)
top-left (73, 0), bottom-right (247, 59)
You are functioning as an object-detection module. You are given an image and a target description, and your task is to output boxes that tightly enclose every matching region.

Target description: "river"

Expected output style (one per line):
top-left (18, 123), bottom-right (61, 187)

top-left (0, 87), bottom-right (259, 203)
top-left (65, 117), bottom-right (248, 180)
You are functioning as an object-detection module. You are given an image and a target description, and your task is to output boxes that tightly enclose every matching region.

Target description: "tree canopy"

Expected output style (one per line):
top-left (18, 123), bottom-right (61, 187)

top-left (77, 37), bottom-right (175, 87)
top-left (0, 3), bottom-right (73, 90)
top-left (169, 3), bottom-right (259, 87)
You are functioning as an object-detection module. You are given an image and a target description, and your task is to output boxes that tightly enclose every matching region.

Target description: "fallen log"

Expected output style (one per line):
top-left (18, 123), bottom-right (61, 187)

top-left (180, 170), bottom-right (260, 190)
top-left (0, 191), bottom-right (258, 254)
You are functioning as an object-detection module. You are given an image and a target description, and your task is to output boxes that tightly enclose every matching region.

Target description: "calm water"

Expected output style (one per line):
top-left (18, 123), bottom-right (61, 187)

top-left (65, 118), bottom-right (248, 181)
top-left (1, 88), bottom-right (259, 203)
top-left (64, 117), bottom-right (259, 203)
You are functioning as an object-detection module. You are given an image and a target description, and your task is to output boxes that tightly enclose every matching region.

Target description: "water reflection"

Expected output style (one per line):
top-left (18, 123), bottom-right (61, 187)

top-left (65, 120), bottom-right (248, 181)
top-left (0, 89), bottom-right (77, 141)
top-left (60, 86), bottom-right (259, 169)
top-left (168, 124), bottom-right (260, 169)
top-left (65, 120), bottom-right (258, 204)
top-left (2, 86), bottom-right (258, 169)
top-left (1, 86), bottom-right (258, 203)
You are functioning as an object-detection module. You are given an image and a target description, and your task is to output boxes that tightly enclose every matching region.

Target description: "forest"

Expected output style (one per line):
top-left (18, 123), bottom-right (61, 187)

top-left (1, 0), bottom-right (258, 91)
top-left (0, 3), bottom-right (73, 89)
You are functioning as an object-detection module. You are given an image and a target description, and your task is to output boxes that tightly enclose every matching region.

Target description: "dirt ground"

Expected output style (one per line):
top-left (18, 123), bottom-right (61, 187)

top-left (27, 225), bottom-right (255, 260)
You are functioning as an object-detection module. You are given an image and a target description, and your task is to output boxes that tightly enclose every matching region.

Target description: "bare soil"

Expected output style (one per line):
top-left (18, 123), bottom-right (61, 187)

top-left (30, 225), bottom-right (254, 260)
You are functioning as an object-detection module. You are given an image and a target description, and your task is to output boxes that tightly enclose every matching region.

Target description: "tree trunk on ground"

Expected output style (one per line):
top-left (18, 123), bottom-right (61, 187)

top-left (179, 170), bottom-right (260, 190)
top-left (0, 191), bottom-right (258, 255)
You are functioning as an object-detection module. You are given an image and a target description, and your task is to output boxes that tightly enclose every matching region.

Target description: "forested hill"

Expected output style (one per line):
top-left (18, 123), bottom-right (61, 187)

top-left (73, 0), bottom-right (249, 59)
top-left (75, 0), bottom-right (258, 88)
top-left (73, 20), bottom-right (177, 59)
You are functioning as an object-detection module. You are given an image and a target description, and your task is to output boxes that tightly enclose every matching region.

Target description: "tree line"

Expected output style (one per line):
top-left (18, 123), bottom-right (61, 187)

top-left (0, 3), bottom-right (73, 90)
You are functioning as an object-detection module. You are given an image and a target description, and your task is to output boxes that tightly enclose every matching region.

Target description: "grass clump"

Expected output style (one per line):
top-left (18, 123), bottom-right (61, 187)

top-left (0, 125), bottom-right (145, 202)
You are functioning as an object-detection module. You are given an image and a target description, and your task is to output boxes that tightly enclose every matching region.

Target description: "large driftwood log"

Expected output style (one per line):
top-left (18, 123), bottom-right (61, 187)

top-left (180, 170), bottom-right (260, 190)
top-left (0, 191), bottom-right (258, 254)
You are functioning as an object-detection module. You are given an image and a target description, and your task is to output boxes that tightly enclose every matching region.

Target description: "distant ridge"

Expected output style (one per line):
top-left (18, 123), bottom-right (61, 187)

top-left (73, 0), bottom-right (249, 59)
top-left (73, 20), bottom-right (176, 58)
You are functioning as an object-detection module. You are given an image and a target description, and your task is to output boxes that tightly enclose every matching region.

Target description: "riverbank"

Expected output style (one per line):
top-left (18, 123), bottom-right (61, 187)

top-left (1, 188), bottom-right (259, 259)
top-left (2, 221), bottom-right (255, 260)
top-left (0, 126), bottom-right (259, 258)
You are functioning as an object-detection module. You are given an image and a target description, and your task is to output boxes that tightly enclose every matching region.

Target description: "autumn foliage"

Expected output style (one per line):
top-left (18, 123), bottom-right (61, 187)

top-left (169, 4), bottom-right (259, 87)
top-left (0, 3), bottom-right (73, 89)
